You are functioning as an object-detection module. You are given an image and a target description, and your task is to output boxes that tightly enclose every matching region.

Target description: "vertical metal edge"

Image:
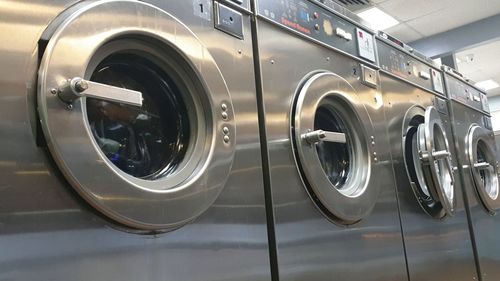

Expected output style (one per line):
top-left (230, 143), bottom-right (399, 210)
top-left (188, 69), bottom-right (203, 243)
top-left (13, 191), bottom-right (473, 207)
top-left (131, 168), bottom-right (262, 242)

top-left (444, 74), bottom-right (484, 281)
top-left (379, 71), bottom-right (411, 281)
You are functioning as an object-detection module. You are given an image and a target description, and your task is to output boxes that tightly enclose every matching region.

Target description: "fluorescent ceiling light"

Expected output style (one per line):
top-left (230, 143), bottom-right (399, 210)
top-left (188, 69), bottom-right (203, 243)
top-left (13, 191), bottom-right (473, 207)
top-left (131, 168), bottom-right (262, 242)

top-left (357, 7), bottom-right (399, 30)
top-left (475, 79), bottom-right (500, 91)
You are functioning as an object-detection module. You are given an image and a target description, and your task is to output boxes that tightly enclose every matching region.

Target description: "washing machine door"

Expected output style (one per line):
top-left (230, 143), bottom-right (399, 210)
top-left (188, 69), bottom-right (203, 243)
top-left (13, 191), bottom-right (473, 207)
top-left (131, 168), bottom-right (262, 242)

top-left (37, 0), bottom-right (235, 230)
top-left (406, 106), bottom-right (455, 218)
top-left (292, 72), bottom-right (378, 224)
top-left (467, 124), bottom-right (500, 214)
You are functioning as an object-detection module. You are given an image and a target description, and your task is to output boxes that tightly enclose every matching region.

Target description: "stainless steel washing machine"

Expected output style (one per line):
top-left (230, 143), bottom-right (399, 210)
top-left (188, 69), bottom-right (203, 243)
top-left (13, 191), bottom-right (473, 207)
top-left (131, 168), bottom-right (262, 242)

top-left (444, 66), bottom-right (500, 281)
top-left (0, 1), bottom-right (271, 280)
top-left (253, 1), bottom-right (408, 280)
top-left (377, 34), bottom-right (478, 281)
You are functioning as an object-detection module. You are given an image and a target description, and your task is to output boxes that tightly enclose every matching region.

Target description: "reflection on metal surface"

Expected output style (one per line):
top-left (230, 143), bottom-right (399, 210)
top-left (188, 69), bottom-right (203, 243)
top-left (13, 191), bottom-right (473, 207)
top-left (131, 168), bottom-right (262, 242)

top-left (292, 72), bottom-right (376, 223)
top-left (379, 38), bottom-right (478, 281)
top-left (37, 1), bottom-right (238, 230)
top-left (445, 71), bottom-right (500, 280)
top-left (0, 0), bottom-right (270, 280)
top-left (256, 8), bottom-right (407, 278)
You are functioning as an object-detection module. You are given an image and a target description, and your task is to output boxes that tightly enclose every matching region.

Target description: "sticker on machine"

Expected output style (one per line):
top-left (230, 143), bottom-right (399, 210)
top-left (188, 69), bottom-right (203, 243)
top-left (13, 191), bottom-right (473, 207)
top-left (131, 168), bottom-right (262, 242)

top-left (356, 28), bottom-right (376, 62)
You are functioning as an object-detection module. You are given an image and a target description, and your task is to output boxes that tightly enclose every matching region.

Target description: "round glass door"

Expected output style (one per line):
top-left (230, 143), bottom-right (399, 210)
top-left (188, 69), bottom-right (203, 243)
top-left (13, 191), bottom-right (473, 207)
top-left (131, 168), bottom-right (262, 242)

top-left (292, 71), bottom-right (377, 224)
top-left (87, 53), bottom-right (191, 179)
top-left (403, 106), bottom-right (455, 218)
top-left (467, 125), bottom-right (500, 214)
top-left (37, 1), bottom-right (235, 230)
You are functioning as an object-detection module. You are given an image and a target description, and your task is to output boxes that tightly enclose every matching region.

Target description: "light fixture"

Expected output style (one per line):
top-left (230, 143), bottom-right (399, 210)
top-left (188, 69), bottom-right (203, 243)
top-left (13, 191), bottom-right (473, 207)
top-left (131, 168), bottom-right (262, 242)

top-left (475, 79), bottom-right (499, 91)
top-left (357, 7), bottom-right (399, 30)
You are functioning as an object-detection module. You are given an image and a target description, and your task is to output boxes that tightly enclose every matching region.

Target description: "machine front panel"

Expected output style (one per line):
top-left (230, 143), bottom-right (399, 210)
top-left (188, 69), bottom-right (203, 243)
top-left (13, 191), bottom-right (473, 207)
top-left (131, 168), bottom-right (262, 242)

top-left (379, 72), bottom-right (478, 281)
top-left (257, 0), bottom-right (377, 63)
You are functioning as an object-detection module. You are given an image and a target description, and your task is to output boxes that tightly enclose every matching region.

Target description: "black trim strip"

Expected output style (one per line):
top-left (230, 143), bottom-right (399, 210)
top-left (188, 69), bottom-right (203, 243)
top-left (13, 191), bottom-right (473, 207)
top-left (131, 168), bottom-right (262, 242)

top-left (250, 3), bottom-right (280, 281)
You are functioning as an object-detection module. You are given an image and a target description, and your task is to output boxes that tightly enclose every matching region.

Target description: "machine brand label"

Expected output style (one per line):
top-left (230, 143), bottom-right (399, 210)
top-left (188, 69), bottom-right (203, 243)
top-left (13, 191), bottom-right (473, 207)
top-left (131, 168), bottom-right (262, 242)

top-left (281, 17), bottom-right (311, 34)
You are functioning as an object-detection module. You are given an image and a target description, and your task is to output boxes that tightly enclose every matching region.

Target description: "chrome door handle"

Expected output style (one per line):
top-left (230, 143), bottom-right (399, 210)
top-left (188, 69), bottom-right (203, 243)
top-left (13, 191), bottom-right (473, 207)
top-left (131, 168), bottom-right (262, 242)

top-left (420, 149), bottom-right (451, 161)
top-left (301, 130), bottom-right (346, 144)
top-left (432, 150), bottom-right (451, 160)
top-left (58, 77), bottom-right (143, 107)
top-left (474, 162), bottom-right (492, 170)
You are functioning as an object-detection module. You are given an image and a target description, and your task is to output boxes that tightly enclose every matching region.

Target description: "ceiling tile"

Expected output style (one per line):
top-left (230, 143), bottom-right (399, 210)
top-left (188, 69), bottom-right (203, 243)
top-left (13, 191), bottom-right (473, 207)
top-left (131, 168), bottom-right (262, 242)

top-left (377, 0), bottom-right (450, 22)
top-left (405, 0), bottom-right (500, 37)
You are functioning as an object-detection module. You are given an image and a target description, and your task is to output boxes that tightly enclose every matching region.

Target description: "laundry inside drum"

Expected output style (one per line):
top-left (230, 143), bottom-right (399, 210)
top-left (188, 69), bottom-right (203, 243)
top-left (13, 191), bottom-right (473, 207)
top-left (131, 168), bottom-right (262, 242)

top-left (86, 53), bottom-right (191, 179)
top-left (314, 105), bottom-right (352, 189)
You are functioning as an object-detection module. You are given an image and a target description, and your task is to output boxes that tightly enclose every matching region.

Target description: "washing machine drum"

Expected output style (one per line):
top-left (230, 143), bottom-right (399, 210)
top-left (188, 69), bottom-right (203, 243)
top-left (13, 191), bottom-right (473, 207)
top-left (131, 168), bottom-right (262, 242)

top-left (38, 0), bottom-right (235, 230)
top-left (404, 106), bottom-right (455, 218)
top-left (292, 72), bottom-right (378, 224)
top-left (467, 125), bottom-right (500, 214)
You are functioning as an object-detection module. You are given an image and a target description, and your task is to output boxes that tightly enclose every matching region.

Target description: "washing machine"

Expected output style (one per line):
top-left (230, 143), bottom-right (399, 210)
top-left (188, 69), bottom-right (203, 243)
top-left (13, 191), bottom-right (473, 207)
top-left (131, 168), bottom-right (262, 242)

top-left (0, 0), bottom-right (272, 280)
top-left (377, 33), bottom-right (478, 281)
top-left (253, 1), bottom-right (408, 280)
top-left (443, 66), bottom-right (500, 281)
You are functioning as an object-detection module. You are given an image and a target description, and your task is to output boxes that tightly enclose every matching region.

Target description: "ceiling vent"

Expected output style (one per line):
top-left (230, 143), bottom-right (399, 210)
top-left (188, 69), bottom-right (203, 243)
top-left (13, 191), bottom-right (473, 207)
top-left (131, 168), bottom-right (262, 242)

top-left (334, 0), bottom-right (372, 12)
top-left (336, 0), bottom-right (370, 5)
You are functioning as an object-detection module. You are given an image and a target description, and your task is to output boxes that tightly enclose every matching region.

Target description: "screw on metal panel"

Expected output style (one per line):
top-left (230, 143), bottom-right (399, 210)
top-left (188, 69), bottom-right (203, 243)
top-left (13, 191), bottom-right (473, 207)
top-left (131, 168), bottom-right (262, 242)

top-left (373, 152), bottom-right (377, 156)
top-left (326, 57), bottom-right (330, 61)
top-left (374, 157), bottom-right (378, 162)
top-left (371, 141), bottom-right (376, 146)
top-left (66, 104), bottom-right (73, 110)
top-left (370, 136), bottom-right (375, 140)
top-left (221, 103), bottom-right (228, 111)
top-left (223, 126), bottom-right (230, 134)
top-left (238, 49), bottom-right (242, 54)
top-left (50, 88), bottom-right (58, 95)
top-left (222, 111), bottom-right (229, 120)
top-left (223, 135), bottom-right (230, 143)
top-left (270, 59), bottom-right (275, 64)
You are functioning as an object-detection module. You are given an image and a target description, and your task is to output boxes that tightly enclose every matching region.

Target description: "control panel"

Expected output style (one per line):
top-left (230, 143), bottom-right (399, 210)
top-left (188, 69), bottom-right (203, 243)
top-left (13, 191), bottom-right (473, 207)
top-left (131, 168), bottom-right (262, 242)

top-left (377, 39), bottom-right (443, 96)
top-left (445, 74), bottom-right (490, 114)
top-left (257, 0), bottom-right (376, 63)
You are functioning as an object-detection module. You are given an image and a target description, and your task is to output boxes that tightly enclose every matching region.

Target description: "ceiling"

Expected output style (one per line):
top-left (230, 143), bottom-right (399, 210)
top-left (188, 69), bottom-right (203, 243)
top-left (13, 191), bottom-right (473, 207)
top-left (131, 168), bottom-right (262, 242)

top-left (362, 0), bottom-right (500, 43)
top-left (456, 41), bottom-right (500, 97)
top-left (342, 0), bottom-right (500, 97)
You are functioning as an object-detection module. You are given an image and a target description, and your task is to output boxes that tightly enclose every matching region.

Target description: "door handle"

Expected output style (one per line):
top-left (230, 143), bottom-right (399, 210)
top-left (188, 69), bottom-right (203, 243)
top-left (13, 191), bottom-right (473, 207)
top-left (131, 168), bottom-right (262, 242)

top-left (474, 162), bottom-right (491, 170)
top-left (58, 77), bottom-right (143, 107)
top-left (301, 130), bottom-right (346, 144)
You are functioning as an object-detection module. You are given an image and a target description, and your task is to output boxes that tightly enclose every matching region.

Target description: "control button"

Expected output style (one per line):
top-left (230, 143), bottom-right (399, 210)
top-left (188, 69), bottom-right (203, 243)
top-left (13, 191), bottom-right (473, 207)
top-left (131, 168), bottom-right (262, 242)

top-left (314, 24), bottom-right (320, 31)
top-left (419, 71), bottom-right (430, 80)
top-left (473, 95), bottom-right (481, 102)
top-left (361, 65), bottom-right (378, 88)
top-left (313, 12), bottom-right (320, 19)
top-left (215, 2), bottom-right (243, 39)
top-left (323, 19), bottom-right (333, 36)
top-left (336, 27), bottom-right (346, 38)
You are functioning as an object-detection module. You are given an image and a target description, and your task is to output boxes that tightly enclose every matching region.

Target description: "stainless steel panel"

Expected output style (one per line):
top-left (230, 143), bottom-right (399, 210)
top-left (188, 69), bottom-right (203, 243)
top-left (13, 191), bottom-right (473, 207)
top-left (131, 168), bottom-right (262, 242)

top-left (256, 19), bottom-right (407, 281)
top-left (0, 0), bottom-right (271, 280)
top-left (380, 73), bottom-right (478, 281)
top-left (449, 98), bottom-right (500, 281)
